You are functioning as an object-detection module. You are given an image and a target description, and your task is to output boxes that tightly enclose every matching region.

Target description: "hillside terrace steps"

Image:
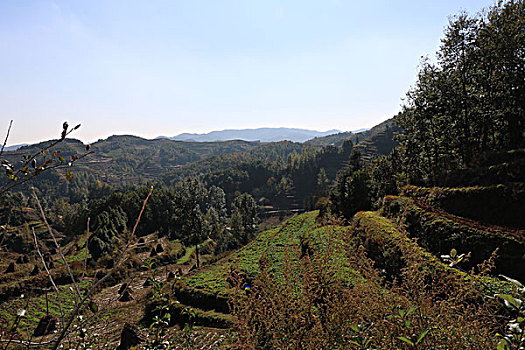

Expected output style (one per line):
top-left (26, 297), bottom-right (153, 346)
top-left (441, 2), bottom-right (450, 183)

top-left (401, 184), bottom-right (525, 229)
top-left (351, 211), bottom-right (515, 297)
top-left (400, 184), bottom-right (525, 239)
top-left (381, 195), bottom-right (525, 280)
top-left (174, 213), bottom-right (319, 319)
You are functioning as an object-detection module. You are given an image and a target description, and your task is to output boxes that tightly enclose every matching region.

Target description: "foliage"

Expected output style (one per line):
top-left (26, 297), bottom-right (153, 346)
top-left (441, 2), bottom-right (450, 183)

top-left (230, 211), bottom-right (498, 349)
top-left (495, 275), bottom-right (525, 349)
top-left (395, 0), bottom-right (525, 183)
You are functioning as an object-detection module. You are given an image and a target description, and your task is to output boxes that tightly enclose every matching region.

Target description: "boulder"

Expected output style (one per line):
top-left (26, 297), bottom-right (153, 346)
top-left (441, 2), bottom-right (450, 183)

top-left (116, 323), bottom-right (144, 350)
top-left (5, 262), bottom-right (15, 273)
top-left (118, 283), bottom-right (128, 295)
top-left (118, 289), bottom-right (134, 302)
top-left (30, 264), bottom-right (40, 276)
top-left (149, 247), bottom-right (157, 257)
top-left (33, 314), bottom-right (58, 337)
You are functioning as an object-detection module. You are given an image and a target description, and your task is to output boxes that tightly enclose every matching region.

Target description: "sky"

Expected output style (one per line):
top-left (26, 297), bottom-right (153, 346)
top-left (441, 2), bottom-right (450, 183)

top-left (0, 0), bottom-right (496, 146)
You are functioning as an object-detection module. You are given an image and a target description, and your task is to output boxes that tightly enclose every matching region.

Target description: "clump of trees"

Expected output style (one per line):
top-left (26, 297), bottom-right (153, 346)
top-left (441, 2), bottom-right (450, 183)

top-left (76, 179), bottom-right (258, 262)
top-left (330, 0), bottom-right (525, 221)
top-left (396, 0), bottom-right (525, 183)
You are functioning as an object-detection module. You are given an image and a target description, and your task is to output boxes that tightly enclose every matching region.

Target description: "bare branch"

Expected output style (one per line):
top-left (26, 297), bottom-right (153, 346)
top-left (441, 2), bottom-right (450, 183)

top-left (31, 188), bottom-right (82, 306)
top-left (81, 217), bottom-right (90, 281)
top-left (50, 186), bottom-right (153, 350)
top-left (31, 227), bottom-right (65, 325)
top-left (0, 339), bottom-right (56, 348)
top-left (0, 120), bottom-right (13, 161)
top-left (0, 150), bottom-right (94, 195)
top-left (131, 185), bottom-right (154, 241)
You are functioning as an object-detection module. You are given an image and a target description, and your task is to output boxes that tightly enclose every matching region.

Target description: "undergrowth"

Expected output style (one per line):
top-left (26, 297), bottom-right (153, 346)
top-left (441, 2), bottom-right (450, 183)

top-left (229, 213), bottom-right (503, 349)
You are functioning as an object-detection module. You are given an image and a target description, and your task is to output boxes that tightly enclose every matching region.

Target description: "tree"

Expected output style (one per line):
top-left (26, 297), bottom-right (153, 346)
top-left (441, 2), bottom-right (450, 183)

top-left (230, 193), bottom-right (258, 246)
top-left (395, 1), bottom-right (525, 183)
top-left (316, 168), bottom-right (330, 196)
top-left (175, 178), bottom-right (208, 267)
top-left (207, 185), bottom-right (227, 223)
top-left (88, 206), bottom-right (127, 261)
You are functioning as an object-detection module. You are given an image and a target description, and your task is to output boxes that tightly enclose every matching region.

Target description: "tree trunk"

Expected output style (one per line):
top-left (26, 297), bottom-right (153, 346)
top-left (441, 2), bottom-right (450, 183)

top-left (195, 244), bottom-right (200, 268)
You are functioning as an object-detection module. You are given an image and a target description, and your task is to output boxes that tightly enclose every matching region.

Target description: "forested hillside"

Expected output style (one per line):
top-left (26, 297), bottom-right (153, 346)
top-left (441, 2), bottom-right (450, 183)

top-left (3, 136), bottom-right (261, 186)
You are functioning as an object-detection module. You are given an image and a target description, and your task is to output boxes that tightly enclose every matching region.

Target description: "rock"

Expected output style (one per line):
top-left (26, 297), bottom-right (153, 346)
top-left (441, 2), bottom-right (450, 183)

top-left (105, 258), bottom-right (114, 269)
top-left (5, 262), bottom-right (15, 273)
top-left (116, 323), bottom-right (144, 350)
top-left (118, 283), bottom-right (128, 295)
top-left (167, 271), bottom-right (175, 281)
top-left (30, 264), bottom-right (40, 276)
top-left (95, 270), bottom-right (105, 280)
top-left (33, 314), bottom-right (58, 337)
top-left (149, 247), bottom-right (157, 257)
top-left (118, 289), bottom-right (134, 302)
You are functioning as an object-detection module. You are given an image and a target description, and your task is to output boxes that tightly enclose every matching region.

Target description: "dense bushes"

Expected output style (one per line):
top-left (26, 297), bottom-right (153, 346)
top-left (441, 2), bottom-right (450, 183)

top-left (403, 184), bottom-right (525, 228)
top-left (382, 195), bottom-right (525, 280)
top-left (230, 213), bottom-right (500, 349)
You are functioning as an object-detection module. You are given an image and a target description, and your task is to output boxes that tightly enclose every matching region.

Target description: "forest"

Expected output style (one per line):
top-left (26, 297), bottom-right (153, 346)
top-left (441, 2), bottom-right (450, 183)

top-left (0, 0), bottom-right (524, 349)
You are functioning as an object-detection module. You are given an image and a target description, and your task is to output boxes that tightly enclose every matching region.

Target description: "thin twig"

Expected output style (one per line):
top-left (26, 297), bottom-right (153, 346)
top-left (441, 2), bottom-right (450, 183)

top-left (31, 227), bottom-right (65, 325)
top-left (0, 339), bottom-right (56, 347)
top-left (0, 120), bottom-right (13, 161)
top-left (0, 151), bottom-right (94, 195)
top-left (9, 124), bottom-right (80, 181)
top-left (50, 186), bottom-right (153, 350)
top-left (2, 296), bottom-right (30, 350)
top-left (81, 217), bottom-right (90, 281)
top-left (131, 186), bottom-right (153, 241)
top-left (31, 188), bottom-right (82, 307)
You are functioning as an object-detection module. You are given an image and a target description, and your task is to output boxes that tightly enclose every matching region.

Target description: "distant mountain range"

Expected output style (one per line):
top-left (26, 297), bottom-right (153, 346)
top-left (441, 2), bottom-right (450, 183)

top-left (2, 143), bottom-right (28, 152)
top-left (158, 127), bottom-right (343, 143)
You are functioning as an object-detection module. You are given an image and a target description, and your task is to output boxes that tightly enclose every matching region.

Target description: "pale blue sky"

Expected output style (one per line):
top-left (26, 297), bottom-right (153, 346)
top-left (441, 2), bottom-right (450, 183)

top-left (1, 0), bottom-right (495, 145)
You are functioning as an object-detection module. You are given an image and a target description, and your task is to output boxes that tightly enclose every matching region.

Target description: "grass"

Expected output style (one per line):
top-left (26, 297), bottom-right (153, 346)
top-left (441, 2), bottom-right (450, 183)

top-left (57, 246), bottom-right (91, 264)
top-left (182, 211), bottom-right (320, 298)
top-left (176, 238), bottom-right (214, 265)
top-left (1, 280), bottom-right (92, 334)
top-left (353, 211), bottom-right (515, 296)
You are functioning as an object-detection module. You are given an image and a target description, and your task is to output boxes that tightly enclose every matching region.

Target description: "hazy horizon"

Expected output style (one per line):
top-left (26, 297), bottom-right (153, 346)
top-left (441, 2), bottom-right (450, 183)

top-left (1, 0), bottom-right (496, 145)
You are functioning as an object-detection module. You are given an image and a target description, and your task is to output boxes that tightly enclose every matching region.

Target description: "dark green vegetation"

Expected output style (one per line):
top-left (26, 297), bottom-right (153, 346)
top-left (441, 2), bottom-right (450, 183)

top-left (1, 0), bottom-right (524, 348)
top-left (3, 136), bottom-right (261, 186)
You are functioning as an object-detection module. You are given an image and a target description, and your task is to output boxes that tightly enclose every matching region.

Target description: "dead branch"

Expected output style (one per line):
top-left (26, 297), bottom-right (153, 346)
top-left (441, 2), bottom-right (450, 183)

top-left (0, 120), bottom-right (13, 161)
top-left (32, 188), bottom-right (82, 306)
top-left (49, 185), bottom-right (153, 350)
top-left (31, 227), bottom-right (65, 324)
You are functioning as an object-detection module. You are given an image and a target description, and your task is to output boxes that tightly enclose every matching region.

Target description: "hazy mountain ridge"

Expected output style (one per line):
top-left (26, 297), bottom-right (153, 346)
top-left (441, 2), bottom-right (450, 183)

top-left (2, 144), bottom-right (28, 152)
top-left (161, 127), bottom-right (342, 143)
